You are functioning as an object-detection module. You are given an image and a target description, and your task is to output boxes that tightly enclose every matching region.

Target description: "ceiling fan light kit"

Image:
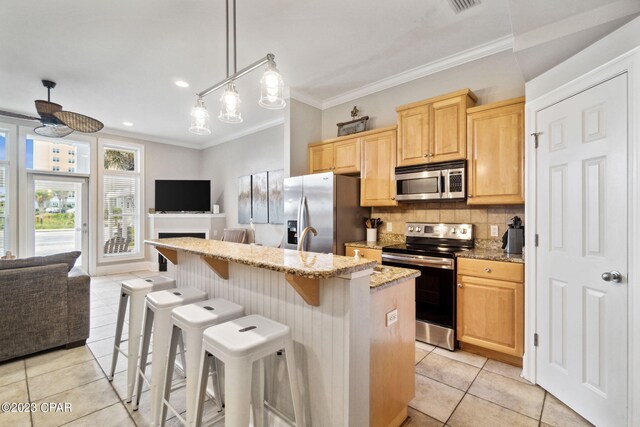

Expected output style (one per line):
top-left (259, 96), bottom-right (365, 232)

top-left (188, 0), bottom-right (285, 135)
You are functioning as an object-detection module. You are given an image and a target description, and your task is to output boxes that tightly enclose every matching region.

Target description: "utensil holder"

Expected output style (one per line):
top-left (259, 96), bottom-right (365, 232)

top-left (366, 228), bottom-right (377, 242)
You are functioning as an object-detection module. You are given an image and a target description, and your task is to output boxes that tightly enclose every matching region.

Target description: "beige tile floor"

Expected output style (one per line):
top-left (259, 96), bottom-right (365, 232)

top-left (0, 271), bottom-right (594, 427)
top-left (406, 341), bottom-right (594, 427)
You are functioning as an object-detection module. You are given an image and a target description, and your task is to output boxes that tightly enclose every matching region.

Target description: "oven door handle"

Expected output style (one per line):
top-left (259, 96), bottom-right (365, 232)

top-left (382, 253), bottom-right (454, 269)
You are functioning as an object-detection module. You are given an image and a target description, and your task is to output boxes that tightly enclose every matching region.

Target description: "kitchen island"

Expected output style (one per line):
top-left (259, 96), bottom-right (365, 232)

top-left (146, 237), bottom-right (418, 427)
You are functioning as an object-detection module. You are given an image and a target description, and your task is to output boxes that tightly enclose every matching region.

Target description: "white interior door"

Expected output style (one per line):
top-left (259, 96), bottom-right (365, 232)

top-left (27, 173), bottom-right (89, 272)
top-left (535, 74), bottom-right (628, 426)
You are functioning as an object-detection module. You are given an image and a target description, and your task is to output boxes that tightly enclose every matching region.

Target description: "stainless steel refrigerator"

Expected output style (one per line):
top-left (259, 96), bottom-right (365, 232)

top-left (283, 172), bottom-right (368, 254)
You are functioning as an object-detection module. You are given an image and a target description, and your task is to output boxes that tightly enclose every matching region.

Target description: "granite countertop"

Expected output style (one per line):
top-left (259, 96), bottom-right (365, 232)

top-left (456, 248), bottom-right (525, 264)
top-left (146, 237), bottom-right (377, 279)
top-left (345, 240), bottom-right (393, 250)
top-left (370, 265), bottom-right (421, 292)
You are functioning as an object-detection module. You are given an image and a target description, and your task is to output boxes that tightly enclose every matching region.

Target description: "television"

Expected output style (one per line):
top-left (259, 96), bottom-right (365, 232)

top-left (155, 180), bottom-right (211, 212)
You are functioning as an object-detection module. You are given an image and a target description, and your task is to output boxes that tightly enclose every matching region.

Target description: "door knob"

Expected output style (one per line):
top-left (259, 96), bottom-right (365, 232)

top-left (601, 271), bottom-right (622, 283)
top-left (457, 283), bottom-right (463, 288)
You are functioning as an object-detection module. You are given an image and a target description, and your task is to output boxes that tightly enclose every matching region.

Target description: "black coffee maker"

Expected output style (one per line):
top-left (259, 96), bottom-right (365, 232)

top-left (502, 216), bottom-right (524, 254)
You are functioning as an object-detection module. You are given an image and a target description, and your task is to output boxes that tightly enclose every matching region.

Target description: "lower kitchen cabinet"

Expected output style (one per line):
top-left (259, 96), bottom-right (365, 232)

top-left (345, 245), bottom-right (382, 263)
top-left (456, 258), bottom-right (524, 365)
top-left (370, 279), bottom-right (415, 427)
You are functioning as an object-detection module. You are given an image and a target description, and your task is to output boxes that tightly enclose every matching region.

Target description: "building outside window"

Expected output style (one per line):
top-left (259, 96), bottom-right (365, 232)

top-left (68, 167), bottom-right (75, 172)
top-left (26, 139), bottom-right (89, 174)
top-left (98, 141), bottom-right (143, 261)
top-left (52, 166), bottom-right (60, 171)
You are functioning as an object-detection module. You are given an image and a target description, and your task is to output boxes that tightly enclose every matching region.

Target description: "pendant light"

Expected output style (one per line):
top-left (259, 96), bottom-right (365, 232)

top-left (188, 0), bottom-right (286, 134)
top-left (219, 81), bottom-right (242, 123)
top-left (259, 59), bottom-right (285, 109)
top-left (189, 97), bottom-right (211, 135)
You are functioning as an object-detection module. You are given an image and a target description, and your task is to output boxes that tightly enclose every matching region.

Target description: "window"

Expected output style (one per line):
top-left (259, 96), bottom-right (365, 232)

top-left (68, 167), bottom-right (75, 173)
top-left (52, 166), bottom-right (60, 171)
top-left (99, 141), bottom-right (143, 261)
top-left (0, 130), bottom-right (8, 256)
top-left (26, 138), bottom-right (89, 174)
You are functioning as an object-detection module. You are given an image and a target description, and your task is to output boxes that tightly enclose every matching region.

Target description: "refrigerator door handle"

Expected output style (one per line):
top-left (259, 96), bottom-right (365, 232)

top-left (301, 196), bottom-right (308, 250)
top-left (296, 196), bottom-right (303, 244)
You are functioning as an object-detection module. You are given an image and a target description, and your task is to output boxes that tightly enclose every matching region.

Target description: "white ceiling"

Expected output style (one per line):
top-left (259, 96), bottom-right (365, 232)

top-left (0, 0), bottom-right (636, 148)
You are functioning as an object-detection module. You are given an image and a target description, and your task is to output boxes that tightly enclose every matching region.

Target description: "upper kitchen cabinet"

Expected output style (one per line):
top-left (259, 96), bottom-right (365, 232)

top-left (396, 89), bottom-right (477, 167)
top-left (467, 97), bottom-right (525, 205)
top-left (308, 135), bottom-right (360, 175)
top-left (361, 126), bottom-right (398, 207)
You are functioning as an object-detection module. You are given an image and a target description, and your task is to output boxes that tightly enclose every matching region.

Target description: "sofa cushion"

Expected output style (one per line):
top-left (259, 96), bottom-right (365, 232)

top-left (0, 251), bottom-right (81, 272)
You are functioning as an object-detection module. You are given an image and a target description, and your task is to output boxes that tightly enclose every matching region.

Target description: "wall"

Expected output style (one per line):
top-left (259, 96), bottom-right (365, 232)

top-left (285, 98), bottom-right (322, 177)
top-left (321, 50), bottom-right (525, 139)
top-left (199, 124), bottom-right (285, 247)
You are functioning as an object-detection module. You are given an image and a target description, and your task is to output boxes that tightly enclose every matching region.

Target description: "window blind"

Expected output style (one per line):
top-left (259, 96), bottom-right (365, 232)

top-left (102, 175), bottom-right (138, 256)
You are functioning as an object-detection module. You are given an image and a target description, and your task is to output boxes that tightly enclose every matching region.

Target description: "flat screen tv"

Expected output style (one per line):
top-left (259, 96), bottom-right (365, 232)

top-left (155, 180), bottom-right (211, 212)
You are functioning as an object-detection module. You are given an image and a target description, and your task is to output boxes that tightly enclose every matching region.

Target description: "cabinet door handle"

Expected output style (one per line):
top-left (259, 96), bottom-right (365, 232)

top-left (423, 153), bottom-right (428, 157)
top-left (468, 194), bottom-right (473, 198)
top-left (391, 196), bottom-right (396, 200)
top-left (457, 283), bottom-right (463, 288)
top-left (484, 267), bottom-right (491, 273)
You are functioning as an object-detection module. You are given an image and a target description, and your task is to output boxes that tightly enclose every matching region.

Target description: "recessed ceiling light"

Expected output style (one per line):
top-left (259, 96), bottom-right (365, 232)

top-left (122, 121), bottom-right (133, 127)
top-left (175, 80), bottom-right (190, 88)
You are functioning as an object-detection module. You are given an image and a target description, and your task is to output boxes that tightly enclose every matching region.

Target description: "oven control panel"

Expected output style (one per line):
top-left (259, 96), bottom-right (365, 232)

top-left (405, 222), bottom-right (473, 240)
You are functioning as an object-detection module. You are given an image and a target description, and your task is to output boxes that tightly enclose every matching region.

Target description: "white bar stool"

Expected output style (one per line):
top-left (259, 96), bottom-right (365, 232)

top-left (160, 298), bottom-right (244, 427)
top-left (108, 276), bottom-right (176, 402)
top-left (133, 287), bottom-right (208, 425)
top-left (194, 314), bottom-right (303, 427)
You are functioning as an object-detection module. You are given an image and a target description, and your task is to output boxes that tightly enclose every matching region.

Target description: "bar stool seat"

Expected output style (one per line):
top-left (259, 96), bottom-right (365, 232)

top-left (194, 315), bottom-right (303, 427)
top-left (133, 287), bottom-right (208, 426)
top-left (108, 275), bottom-right (175, 403)
top-left (160, 299), bottom-right (244, 427)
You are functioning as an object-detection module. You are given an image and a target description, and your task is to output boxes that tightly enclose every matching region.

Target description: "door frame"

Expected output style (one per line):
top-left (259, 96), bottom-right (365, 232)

top-left (26, 171), bottom-right (90, 272)
top-left (524, 48), bottom-right (640, 426)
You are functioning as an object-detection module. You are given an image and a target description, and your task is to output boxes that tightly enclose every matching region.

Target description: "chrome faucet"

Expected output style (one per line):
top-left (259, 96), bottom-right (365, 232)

top-left (297, 226), bottom-right (317, 251)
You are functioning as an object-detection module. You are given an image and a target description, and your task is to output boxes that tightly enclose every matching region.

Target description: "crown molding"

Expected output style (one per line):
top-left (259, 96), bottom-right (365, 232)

top-left (99, 128), bottom-right (203, 150)
top-left (320, 35), bottom-right (514, 109)
top-left (199, 117), bottom-right (285, 149)
top-left (287, 89), bottom-right (323, 110)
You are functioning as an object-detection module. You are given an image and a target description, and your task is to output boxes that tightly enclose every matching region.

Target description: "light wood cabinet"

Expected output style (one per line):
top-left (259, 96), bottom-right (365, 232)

top-left (361, 127), bottom-right (398, 207)
top-left (457, 258), bottom-right (524, 363)
top-left (345, 245), bottom-right (382, 264)
top-left (308, 143), bottom-right (335, 174)
top-left (467, 97), bottom-right (525, 205)
top-left (370, 278), bottom-right (416, 427)
top-left (396, 89), bottom-right (476, 167)
top-left (308, 136), bottom-right (360, 175)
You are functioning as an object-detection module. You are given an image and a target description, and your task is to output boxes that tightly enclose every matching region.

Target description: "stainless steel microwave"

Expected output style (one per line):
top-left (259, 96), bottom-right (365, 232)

top-left (395, 160), bottom-right (466, 202)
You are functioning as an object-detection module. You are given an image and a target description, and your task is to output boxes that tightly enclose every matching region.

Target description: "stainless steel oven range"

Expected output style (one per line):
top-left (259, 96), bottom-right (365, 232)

top-left (382, 222), bottom-right (473, 350)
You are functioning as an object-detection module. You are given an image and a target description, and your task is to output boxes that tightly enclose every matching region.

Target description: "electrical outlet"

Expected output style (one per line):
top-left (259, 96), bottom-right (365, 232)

top-left (386, 308), bottom-right (398, 326)
top-left (490, 225), bottom-right (499, 237)
top-left (386, 222), bottom-right (393, 232)
top-left (213, 229), bottom-right (218, 237)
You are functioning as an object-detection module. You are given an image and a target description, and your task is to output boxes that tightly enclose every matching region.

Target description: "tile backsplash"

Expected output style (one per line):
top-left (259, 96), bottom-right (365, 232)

top-left (372, 202), bottom-right (525, 241)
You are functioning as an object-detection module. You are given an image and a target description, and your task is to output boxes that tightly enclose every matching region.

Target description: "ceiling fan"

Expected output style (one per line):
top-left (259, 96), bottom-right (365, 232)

top-left (0, 80), bottom-right (104, 138)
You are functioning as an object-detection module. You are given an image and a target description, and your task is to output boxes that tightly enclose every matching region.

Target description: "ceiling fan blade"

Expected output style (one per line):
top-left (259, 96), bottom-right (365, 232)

top-left (53, 110), bottom-right (104, 133)
top-left (34, 125), bottom-right (74, 138)
top-left (0, 110), bottom-right (41, 121)
top-left (35, 100), bottom-right (63, 118)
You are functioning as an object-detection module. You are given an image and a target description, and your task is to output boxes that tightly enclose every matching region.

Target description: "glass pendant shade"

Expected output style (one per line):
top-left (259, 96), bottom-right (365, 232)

top-left (219, 82), bottom-right (243, 123)
top-left (189, 97), bottom-right (211, 135)
top-left (259, 60), bottom-right (285, 109)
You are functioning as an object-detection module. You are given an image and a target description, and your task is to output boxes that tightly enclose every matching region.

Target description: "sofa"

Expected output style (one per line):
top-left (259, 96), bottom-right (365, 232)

top-left (0, 252), bottom-right (90, 362)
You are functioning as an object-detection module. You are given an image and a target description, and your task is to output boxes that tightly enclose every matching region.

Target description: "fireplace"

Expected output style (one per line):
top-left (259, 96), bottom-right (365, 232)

top-left (157, 232), bottom-right (206, 271)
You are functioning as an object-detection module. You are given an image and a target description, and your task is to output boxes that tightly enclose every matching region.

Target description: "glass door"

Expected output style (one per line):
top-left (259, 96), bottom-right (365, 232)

top-left (27, 173), bottom-right (89, 271)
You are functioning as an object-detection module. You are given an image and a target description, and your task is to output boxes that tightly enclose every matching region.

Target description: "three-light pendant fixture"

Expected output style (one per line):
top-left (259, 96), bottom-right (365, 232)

top-left (189, 0), bottom-right (286, 135)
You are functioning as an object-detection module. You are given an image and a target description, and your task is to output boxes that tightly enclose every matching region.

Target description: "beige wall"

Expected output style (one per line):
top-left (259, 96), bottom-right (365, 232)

top-left (199, 125), bottom-right (285, 247)
top-left (373, 202), bottom-right (524, 242)
top-left (321, 50), bottom-right (525, 139)
top-left (285, 98), bottom-right (322, 177)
